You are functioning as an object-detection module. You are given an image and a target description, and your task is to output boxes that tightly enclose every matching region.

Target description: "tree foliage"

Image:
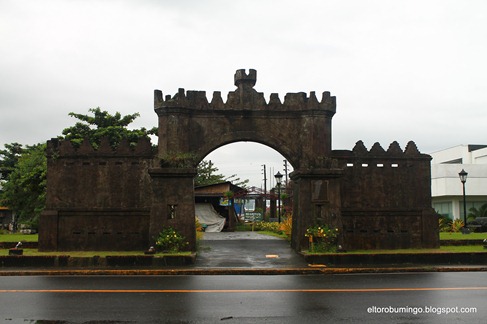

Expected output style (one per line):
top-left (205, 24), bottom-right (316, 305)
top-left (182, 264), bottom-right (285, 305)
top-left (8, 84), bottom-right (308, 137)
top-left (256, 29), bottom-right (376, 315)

top-left (0, 143), bottom-right (47, 226)
top-left (1, 108), bottom-right (157, 227)
top-left (468, 203), bottom-right (487, 220)
top-left (1, 108), bottom-right (252, 226)
top-left (195, 160), bottom-right (225, 186)
top-left (195, 160), bottom-right (249, 188)
top-left (61, 107), bottom-right (157, 148)
top-left (0, 142), bottom-right (23, 181)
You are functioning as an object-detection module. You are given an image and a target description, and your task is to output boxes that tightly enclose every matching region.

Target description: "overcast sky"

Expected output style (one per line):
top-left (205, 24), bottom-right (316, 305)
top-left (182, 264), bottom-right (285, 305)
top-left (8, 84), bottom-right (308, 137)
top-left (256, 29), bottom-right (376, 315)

top-left (1, 0), bottom-right (486, 188)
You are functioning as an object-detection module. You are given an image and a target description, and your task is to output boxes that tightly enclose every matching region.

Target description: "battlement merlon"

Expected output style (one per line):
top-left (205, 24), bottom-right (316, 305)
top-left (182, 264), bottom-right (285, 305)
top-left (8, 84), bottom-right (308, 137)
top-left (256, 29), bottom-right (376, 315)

top-left (331, 140), bottom-right (432, 161)
top-left (234, 68), bottom-right (256, 88)
top-left (154, 69), bottom-right (336, 114)
top-left (45, 137), bottom-right (154, 158)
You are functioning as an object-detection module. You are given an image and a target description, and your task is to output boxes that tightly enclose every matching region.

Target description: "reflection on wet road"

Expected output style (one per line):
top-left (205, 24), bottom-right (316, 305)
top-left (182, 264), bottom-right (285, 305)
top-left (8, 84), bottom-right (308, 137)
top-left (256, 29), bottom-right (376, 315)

top-left (1, 272), bottom-right (487, 323)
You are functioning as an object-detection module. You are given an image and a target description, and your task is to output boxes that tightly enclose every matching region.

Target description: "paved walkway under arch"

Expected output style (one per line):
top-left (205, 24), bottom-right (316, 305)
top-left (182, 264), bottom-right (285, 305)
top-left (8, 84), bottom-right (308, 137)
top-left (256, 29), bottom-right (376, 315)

top-left (194, 232), bottom-right (308, 269)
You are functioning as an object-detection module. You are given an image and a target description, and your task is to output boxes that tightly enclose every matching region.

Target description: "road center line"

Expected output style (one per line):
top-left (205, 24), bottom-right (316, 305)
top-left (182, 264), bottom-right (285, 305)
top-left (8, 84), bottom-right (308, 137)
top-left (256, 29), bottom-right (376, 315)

top-left (1, 287), bottom-right (487, 294)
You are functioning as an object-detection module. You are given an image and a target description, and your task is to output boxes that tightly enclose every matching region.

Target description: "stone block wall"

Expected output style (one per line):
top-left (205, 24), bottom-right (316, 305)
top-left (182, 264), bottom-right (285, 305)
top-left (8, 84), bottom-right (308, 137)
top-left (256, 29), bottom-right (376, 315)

top-left (332, 140), bottom-right (439, 250)
top-left (39, 137), bottom-right (155, 251)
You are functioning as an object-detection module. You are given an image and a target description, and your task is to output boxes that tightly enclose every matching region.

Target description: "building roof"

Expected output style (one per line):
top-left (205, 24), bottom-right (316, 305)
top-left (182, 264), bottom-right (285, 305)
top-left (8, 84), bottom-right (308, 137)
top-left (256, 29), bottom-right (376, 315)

top-left (431, 144), bottom-right (487, 165)
top-left (194, 181), bottom-right (246, 197)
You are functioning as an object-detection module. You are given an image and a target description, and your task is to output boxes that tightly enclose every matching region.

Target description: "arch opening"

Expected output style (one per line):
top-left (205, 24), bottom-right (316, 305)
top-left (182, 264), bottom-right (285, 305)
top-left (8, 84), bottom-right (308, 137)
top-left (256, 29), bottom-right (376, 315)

top-left (195, 141), bottom-right (294, 234)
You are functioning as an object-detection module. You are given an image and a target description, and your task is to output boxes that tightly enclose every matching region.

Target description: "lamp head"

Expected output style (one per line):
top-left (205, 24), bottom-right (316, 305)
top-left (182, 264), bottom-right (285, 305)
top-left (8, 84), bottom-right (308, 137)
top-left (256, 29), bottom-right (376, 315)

top-left (274, 171), bottom-right (283, 185)
top-left (459, 169), bottom-right (468, 183)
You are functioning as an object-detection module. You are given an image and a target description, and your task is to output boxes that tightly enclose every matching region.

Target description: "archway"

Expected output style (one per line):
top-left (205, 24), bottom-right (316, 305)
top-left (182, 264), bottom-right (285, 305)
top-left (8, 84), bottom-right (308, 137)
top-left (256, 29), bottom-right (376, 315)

top-left (39, 69), bottom-right (438, 252)
top-left (198, 141), bottom-right (294, 230)
top-left (149, 69), bottom-right (341, 251)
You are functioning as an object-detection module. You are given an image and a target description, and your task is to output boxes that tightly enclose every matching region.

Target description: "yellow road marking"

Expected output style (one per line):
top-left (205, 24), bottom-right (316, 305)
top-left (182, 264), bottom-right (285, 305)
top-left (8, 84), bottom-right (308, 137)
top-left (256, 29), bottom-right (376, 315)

top-left (1, 287), bottom-right (487, 293)
top-left (265, 254), bottom-right (279, 258)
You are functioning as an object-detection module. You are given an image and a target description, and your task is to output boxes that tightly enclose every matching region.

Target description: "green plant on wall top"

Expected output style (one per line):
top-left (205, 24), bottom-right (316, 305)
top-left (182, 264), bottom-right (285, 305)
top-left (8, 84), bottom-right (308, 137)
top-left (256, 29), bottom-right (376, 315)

top-left (154, 226), bottom-right (189, 253)
top-left (159, 152), bottom-right (197, 168)
top-left (61, 108), bottom-right (157, 149)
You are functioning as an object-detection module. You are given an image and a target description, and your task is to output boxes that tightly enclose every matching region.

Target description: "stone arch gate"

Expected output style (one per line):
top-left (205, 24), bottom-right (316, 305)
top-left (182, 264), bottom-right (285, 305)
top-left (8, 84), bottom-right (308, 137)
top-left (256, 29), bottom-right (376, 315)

top-left (150, 69), bottom-right (341, 251)
top-left (40, 69), bottom-right (438, 252)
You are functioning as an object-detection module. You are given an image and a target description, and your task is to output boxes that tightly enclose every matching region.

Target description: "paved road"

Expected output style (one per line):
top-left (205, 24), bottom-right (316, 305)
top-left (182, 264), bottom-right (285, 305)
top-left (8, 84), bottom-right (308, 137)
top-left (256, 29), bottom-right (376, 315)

top-left (1, 272), bottom-right (486, 323)
top-left (195, 232), bottom-right (308, 268)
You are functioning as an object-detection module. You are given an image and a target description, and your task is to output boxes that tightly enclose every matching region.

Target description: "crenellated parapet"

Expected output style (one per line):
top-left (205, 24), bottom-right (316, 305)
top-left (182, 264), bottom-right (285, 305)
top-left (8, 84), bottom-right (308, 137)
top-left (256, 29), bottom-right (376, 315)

top-left (154, 69), bottom-right (336, 114)
top-left (46, 136), bottom-right (154, 158)
top-left (356, 140), bottom-right (423, 156)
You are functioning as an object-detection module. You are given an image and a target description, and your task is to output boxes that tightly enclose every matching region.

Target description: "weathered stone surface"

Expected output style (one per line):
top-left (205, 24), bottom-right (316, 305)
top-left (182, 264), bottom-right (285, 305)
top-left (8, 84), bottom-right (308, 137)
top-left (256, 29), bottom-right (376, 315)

top-left (39, 138), bottom-right (155, 251)
top-left (39, 69), bottom-right (438, 252)
top-left (154, 69), bottom-right (336, 170)
top-left (331, 141), bottom-right (438, 250)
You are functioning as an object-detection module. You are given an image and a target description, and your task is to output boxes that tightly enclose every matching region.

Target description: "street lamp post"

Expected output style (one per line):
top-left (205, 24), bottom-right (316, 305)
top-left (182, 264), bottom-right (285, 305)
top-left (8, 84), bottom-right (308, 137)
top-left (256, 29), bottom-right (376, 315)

top-left (274, 171), bottom-right (283, 223)
top-left (458, 169), bottom-right (468, 230)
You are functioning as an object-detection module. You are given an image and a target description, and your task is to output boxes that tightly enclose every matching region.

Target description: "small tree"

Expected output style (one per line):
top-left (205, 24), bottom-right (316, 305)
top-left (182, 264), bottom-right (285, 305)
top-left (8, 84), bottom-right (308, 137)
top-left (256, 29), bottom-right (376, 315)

top-left (61, 107), bottom-right (157, 148)
top-left (195, 159), bottom-right (249, 188)
top-left (0, 143), bottom-right (46, 227)
top-left (0, 142), bottom-right (24, 182)
top-left (0, 108), bottom-right (157, 227)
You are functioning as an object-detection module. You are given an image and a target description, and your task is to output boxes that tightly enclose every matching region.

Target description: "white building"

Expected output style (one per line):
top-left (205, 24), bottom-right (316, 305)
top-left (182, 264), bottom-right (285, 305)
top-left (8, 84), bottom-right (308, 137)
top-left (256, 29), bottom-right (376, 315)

top-left (431, 145), bottom-right (487, 220)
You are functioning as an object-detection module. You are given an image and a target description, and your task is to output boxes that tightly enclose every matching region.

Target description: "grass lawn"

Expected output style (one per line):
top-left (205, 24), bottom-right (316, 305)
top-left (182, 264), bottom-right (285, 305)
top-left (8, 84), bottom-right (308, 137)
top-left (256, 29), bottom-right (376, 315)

top-left (348, 246), bottom-right (486, 254)
top-left (0, 233), bottom-right (38, 242)
top-left (4, 232), bottom-right (486, 242)
top-left (2, 232), bottom-right (485, 257)
top-left (440, 232), bottom-right (487, 240)
top-left (256, 230), bottom-right (289, 239)
top-left (302, 245), bottom-right (487, 255)
top-left (0, 249), bottom-right (193, 257)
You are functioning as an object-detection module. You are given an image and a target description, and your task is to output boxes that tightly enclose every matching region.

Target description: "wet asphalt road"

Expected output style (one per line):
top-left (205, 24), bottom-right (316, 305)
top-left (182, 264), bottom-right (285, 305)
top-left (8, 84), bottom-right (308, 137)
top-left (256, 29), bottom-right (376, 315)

top-left (194, 232), bottom-right (308, 268)
top-left (1, 272), bottom-right (487, 323)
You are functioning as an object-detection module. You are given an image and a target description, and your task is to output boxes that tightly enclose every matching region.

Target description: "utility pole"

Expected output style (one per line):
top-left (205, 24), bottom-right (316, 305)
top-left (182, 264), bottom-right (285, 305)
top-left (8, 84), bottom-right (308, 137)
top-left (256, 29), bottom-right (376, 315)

top-left (283, 160), bottom-right (289, 187)
top-left (261, 164), bottom-right (267, 206)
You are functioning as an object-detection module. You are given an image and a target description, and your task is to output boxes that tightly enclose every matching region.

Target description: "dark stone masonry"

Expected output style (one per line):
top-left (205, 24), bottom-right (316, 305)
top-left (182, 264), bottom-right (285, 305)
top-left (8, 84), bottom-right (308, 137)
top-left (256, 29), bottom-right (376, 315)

top-left (39, 69), bottom-right (439, 252)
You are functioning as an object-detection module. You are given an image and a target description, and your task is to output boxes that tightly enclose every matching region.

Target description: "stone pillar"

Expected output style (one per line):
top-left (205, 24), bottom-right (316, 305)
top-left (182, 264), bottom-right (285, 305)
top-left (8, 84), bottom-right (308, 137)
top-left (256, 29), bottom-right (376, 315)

top-left (149, 168), bottom-right (197, 251)
top-left (290, 168), bottom-right (343, 251)
top-left (422, 208), bottom-right (440, 248)
top-left (38, 210), bottom-right (59, 251)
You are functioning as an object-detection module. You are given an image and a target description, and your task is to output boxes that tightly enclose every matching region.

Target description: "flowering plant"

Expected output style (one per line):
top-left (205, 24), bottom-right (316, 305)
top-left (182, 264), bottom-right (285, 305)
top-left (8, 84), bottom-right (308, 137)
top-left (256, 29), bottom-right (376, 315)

top-left (254, 221), bottom-right (281, 233)
top-left (155, 226), bottom-right (189, 253)
top-left (305, 224), bottom-right (339, 252)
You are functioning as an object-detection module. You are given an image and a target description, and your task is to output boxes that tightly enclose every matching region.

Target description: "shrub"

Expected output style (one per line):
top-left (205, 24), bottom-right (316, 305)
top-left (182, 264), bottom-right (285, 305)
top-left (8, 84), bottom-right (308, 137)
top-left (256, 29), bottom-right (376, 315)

top-left (438, 215), bottom-right (452, 232)
top-left (451, 219), bottom-right (464, 233)
top-left (239, 217), bottom-right (292, 238)
top-left (195, 218), bottom-right (204, 240)
top-left (305, 224), bottom-right (339, 253)
top-left (155, 226), bottom-right (189, 253)
top-left (279, 214), bottom-right (292, 237)
top-left (254, 221), bottom-right (280, 233)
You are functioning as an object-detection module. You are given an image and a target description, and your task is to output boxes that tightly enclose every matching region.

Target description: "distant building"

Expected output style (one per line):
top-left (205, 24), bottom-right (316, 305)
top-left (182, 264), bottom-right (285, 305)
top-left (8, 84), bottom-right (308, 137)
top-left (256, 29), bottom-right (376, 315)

top-left (194, 182), bottom-right (247, 231)
top-left (0, 207), bottom-right (13, 229)
top-left (431, 145), bottom-right (487, 220)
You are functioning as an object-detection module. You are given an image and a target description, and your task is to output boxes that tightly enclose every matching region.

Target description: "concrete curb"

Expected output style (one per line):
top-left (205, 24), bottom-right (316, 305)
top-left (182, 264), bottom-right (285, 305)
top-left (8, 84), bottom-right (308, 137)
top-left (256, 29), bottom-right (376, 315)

top-left (1, 266), bottom-right (486, 276)
top-left (302, 251), bottom-right (487, 265)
